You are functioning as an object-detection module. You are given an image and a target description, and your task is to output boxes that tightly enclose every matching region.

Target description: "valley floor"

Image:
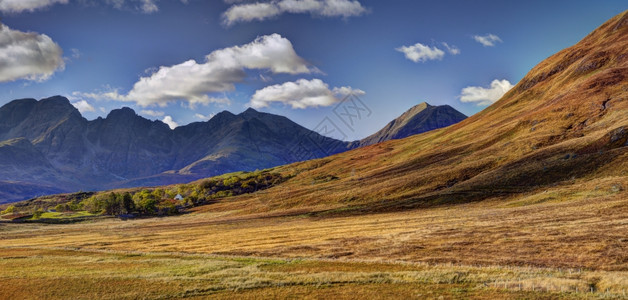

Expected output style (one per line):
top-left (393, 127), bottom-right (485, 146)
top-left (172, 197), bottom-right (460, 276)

top-left (0, 178), bottom-right (627, 299)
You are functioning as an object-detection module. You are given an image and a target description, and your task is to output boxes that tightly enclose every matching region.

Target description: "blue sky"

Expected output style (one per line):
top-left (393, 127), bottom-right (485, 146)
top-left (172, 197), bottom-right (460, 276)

top-left (0, 0), bottom-right (625, 140)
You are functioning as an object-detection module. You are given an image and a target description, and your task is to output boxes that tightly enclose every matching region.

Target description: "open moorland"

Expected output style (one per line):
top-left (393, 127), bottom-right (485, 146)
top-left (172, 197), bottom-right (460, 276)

top-left (1, 9), bottom-right (627, 300)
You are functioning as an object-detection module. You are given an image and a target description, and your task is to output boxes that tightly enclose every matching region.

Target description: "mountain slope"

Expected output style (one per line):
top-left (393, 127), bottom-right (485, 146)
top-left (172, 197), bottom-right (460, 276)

top-left (223, 10), bottom-right (628, 213)
top-left (358, 102), bottom-right (466, 147)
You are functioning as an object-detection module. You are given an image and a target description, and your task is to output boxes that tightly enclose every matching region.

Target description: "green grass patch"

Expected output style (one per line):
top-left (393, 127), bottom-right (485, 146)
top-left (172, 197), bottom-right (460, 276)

top-left (34, 211), bottom-right (97, 220)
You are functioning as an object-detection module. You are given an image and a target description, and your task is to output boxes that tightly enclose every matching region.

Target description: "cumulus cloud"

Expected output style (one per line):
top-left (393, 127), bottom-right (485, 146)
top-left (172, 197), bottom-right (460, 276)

top-left (459, 79), bottom-right (513, 106)
top-left (473, 34), bottom-right (502, 47)
top-left (0, 0), bottom-right (68, 13)
top-left (249, 78), bottom-right (364, 109)
top-left (140, 109), bottom-right (164, 117)
top-left (162, 116), bottom-right (178, 129)
top-left (0, 23), bottom-right (65, 82)
top-left (396, 43), bottom-right (445, 63)
top-left (222, 0), bottom-right (367, 26)
top-left (77, 34), bottom-right (314, 108)
top-left (71, 100), bottom-right (95, 113)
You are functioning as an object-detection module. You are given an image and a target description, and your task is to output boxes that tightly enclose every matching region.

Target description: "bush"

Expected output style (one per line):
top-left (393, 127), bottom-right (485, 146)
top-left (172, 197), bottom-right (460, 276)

top-left (223, 176), bottom-right (241, 187)
top-left (32, 209), bottom-right (44, 220)
top-left (80, 192), bottom-right (132, 216)
top-left (157, 199), bottom-right (178, 216)
top-left (1, 205), bottom-right (15, 215)
top-left (54, 204), bottom-right (69, 212)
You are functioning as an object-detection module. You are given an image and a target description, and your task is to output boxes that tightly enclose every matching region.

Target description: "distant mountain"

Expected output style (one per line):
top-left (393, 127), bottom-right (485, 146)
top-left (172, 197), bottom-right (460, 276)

top-left (0, 93), bottom-right (466, 202)
top-left (0, 97), bottom-right (352, 202)
top-left (357, 102), bottom-right (466, 147)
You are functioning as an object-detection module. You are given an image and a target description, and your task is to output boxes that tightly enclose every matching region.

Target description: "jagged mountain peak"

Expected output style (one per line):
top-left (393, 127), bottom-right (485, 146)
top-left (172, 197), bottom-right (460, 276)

top-left (358, 102), bottom-right (466, 147)
top-left (242, 107), bottom-right (259, 114)
top-left (40, 95), bottom-right (71, 105)
top-left (213, 110), bottom-right (236, 120)
top-left (400, 102), bottom-right (430, 118)
top-left (106, 106), bottom-right (137, 119)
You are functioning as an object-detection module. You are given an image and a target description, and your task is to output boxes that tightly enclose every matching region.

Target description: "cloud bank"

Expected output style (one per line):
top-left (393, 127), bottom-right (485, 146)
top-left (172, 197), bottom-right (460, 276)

top-left (78, 34), bottom-right (316, 108)
top-left (222, 0), bottom-right (367, 26)
top-left (249, 78), bottom-right (364, 109)
top-left (459, 79), bottom-right (513, 106)
top-left (0, 23), bottom-right (65, 82)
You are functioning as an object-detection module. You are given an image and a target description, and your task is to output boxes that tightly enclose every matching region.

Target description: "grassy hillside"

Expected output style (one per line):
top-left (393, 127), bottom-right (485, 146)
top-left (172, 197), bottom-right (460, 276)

top-left (0, 10), bottom-right (627, 300)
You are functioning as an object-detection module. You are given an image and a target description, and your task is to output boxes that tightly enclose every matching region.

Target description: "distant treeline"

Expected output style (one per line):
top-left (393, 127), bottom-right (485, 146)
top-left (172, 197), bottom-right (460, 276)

top-left (3, 170), bottom-right (288, 218)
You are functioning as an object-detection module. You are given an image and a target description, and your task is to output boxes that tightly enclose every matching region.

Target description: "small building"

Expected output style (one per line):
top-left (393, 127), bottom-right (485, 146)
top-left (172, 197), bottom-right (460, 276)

top-left (174, 194), bottom-right (184, 201)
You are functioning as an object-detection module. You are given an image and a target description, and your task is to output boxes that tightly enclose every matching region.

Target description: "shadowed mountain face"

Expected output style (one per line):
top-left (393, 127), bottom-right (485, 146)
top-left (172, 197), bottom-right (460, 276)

top-left (0, 92), bottom-right (466, 202)
top-left (357, 102), bottom-right (467, 147)
top-left (0, 98), bottom-right (355, 202)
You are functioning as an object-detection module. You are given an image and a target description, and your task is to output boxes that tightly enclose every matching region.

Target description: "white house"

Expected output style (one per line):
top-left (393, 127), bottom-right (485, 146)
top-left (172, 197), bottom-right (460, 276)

top-left (174, 194), bottom-right (184, 201)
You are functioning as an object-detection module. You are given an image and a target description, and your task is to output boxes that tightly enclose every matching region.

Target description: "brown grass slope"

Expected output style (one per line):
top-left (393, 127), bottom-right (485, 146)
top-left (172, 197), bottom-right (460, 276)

top-left (230, 10), bottom-right (628, 214)
top-left (1, 12), bottom-right (628, 299)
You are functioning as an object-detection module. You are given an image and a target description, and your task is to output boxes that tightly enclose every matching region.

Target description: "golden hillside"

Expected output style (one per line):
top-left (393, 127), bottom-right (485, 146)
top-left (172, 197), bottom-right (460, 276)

top-left (233, 10), bottom-right (628, 214)
top-left (1, 10), bottom-right (627, 300)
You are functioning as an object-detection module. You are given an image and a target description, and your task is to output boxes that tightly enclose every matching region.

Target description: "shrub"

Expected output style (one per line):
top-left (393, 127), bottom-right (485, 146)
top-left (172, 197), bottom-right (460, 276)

top-left (32, 209), bottom-right (44, 220)
top-left (1, 205), bottom-right (15, 215)
top-left (54, 204), bottom-right (68, 212)
top-left (223, 176), bottom-right (241, 187)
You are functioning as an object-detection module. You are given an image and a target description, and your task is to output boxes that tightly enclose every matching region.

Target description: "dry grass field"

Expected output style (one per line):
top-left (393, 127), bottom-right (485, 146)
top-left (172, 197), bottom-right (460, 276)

top-left (1, 178), bottom-right (627, 298)
top-left (1, 247), bottom-right (608, 299)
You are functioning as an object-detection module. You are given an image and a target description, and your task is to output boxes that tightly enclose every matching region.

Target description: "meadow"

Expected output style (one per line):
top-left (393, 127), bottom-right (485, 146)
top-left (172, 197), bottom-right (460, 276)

top-left (1, 178), bottom-right (627, 299)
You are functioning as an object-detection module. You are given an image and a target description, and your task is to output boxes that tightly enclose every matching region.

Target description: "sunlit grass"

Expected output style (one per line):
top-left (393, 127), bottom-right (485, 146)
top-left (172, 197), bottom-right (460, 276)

top-left (1, 247), bottom-right (626, 299)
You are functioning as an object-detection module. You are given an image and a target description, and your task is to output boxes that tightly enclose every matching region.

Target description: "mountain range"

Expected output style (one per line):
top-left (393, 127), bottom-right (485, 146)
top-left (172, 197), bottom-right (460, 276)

top-left (0, 96), bottom-right (465, 203)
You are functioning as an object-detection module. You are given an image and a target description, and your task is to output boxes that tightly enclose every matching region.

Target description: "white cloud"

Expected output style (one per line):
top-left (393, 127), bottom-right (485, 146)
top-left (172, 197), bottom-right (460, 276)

top-left (459, 79), bottom-right (513, 106)
top-left (195, 113), bottom-right (215, 120)
top-left (139, 0), bottom-right (158, 13)
top-left (473, 34), bottom-right (502, 47)
top-left (140, 109), bottom-right (164, 117)
top-left (77, 34), bottom-right (314, 108)
top-left (72, 100), bottom-right (95, 113)
top-left (249, 78), bottom-right (364, 109)
top-left (223, 2), bottom-right (281, 25)
top-left (222, 0), bottom-right (367, 26)
top-left (442, 42), bottom-right (460, 55)
top-left (0, 23), bottom-right (65, 82)
top-left (0, 0), bottom-right (68, 13)
top-left (105, 0), bottom-right (158, 13)
top-left (162, 116), bottom-right (178, 129)
top-left (0, 0), bottom-right (162, 14)
top-left (396, 43), bottom-right (445, 63)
